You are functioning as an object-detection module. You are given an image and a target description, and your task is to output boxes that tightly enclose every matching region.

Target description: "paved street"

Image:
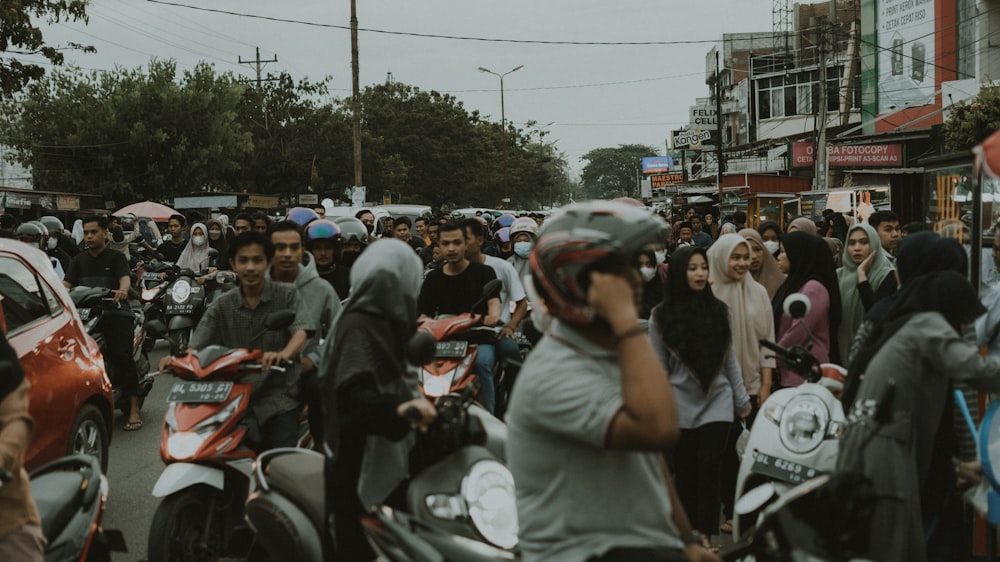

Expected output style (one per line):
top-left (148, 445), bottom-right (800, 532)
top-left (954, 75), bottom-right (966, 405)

top-left (103, 342), bottom-right (172, 562)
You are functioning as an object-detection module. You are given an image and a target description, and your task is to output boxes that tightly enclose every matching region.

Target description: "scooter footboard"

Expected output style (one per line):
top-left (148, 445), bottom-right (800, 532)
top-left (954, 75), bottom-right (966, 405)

top-left (245, 490), bottom-right (325, 561)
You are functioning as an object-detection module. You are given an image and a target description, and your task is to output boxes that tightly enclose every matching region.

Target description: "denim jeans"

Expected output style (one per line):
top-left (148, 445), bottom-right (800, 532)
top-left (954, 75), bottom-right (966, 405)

top-left (474, 343), bottom-right (495, 413)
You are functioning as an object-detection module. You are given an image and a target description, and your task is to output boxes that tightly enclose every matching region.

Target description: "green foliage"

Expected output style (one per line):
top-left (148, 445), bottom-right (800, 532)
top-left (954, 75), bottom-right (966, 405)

top-left (0, 0), bottom-right (93, 97)
top-left (944, 85), bottom-right (1000, 151)
top-left (1, 61), bottom-right (252, 201)
top-left (580, 144), bottom-right (659, 199)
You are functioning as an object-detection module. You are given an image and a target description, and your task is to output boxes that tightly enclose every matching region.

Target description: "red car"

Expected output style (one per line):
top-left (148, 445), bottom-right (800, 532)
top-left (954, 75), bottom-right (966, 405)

top-left (0, 239), bottom-right (114, 472)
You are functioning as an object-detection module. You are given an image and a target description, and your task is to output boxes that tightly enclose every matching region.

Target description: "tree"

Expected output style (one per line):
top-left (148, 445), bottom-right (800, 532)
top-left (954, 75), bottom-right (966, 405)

top-left (1, 60), bottom-right (252, 201)
top-left (580, 144), bottom-right (658, 200)
top-left (1, 0), bottom-right (93, 97)
top-left (944, 86), bottom-right (1000, 152)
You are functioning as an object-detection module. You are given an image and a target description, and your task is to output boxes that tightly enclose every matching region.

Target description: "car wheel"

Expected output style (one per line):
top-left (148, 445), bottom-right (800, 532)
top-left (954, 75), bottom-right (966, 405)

top-left (68, 405), bottom-right (109, 473)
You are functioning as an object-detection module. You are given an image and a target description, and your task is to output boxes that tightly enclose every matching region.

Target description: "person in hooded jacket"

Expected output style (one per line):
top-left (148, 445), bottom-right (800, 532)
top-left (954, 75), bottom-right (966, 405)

top-left (837, 271), bottom-right (1000, 562)
top-left (320, 239), bottom-right (436, 560)
top-left (268, 220), bottom-right (343, 444)
top-left (650, 246), bottom-right (750, 551)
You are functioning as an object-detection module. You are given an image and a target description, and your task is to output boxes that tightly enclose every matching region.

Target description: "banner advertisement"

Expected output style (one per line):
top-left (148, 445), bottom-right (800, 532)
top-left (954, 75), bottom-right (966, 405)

top-left (641, 156), bottom-right (674, 174)
top-left (0, 192), bottom-right (34, 209)
top-left (650, 173), bottom-right (684, 189)
top-left (56, 195), bottom-right (79, 211)
top-left (246, 195), bottom-right (279, 209)
top-left (877, 0), bottom-right (936, 113)
top-left (791, 142), bottom-right (903, 167)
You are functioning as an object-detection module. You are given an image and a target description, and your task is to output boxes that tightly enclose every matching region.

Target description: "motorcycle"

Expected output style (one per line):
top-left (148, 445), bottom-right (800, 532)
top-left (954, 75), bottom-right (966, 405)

top-left (416, 280), bottom-right (503, 405)
top-left (27, 454), bottom-right (128, 562)
top-left (144, 310), bottom-right (299, 562)
top-left (69, 286), bottom-right (155, 414)
top-left (732, 293), bottom-right (848, 540)
top-left (244, 331), bottom-right (519, 562)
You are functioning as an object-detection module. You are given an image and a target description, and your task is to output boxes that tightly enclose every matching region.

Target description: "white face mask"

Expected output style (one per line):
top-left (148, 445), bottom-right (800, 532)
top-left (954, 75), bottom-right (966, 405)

top-left (47, 237), bottom-right (58, 250)
top-left (764, 240), bottom-right (780, 254)
top-left (192, 236), bottom-right (206, 247)
top-left (640, 266), bottom-right (656, 282)
top-left (654, 250), bottom-right (667, 264)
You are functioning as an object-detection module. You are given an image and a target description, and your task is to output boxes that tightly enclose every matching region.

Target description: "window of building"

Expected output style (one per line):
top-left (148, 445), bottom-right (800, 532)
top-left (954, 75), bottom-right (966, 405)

top-left (757, 68), bottom-right (840, 119)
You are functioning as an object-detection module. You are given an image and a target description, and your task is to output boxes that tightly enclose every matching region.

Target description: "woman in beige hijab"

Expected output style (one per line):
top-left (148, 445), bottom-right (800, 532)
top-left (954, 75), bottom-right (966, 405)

top-left (739, 228), bottom-right (786, 300)
top-left (786, 217), bottom-right (818, 235)
top-left (708, 233), bottom-right (777, 533)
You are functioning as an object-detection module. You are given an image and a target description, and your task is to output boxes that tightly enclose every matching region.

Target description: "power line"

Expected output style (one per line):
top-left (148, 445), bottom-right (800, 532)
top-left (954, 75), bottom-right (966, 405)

top-left (145, 0), bottom-right (801, 46)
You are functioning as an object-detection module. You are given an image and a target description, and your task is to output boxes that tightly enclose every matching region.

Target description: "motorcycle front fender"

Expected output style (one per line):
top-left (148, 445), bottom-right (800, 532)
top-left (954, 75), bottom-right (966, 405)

top-left (167, 315), bottom-right (195, 331)
top-left (152, 463), bottom-right (225, 498)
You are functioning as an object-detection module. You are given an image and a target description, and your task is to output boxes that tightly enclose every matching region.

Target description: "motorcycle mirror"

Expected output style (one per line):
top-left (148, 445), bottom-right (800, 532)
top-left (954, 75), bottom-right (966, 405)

top-left (482, 279), bottom-right (502, 300)
top-left (264, 310), bottom-right (297, 331)
top-left (784, 293), bottom-right (811, 320)
top-left (144, 320), bottom-right (168, 339)
top-left (407, 331), bottom-right (437, 367)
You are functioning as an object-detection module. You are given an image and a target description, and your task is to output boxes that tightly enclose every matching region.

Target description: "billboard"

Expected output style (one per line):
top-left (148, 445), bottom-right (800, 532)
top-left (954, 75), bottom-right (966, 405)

top-left (641, 156), bottom-right (674, 174)
top-left (877, 0), bottom-right (935, 113)
top-left (791, 142), bottom-right (903, 167)
top-left (650, 173), bottom-right (684, 188)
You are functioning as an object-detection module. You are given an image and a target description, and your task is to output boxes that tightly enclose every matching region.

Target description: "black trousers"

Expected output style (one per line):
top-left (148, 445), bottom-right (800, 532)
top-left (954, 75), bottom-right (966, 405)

top-left (668, 421), bottom-right (730, 536)
top-left (590, 547), bottom-right (688, 561)
top-left (99, 313), bottom-right (138, 398)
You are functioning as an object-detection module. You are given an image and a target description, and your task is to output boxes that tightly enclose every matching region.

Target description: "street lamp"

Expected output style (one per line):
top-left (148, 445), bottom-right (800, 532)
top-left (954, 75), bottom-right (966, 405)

top-left (479, 64), bottom-right (524, 207)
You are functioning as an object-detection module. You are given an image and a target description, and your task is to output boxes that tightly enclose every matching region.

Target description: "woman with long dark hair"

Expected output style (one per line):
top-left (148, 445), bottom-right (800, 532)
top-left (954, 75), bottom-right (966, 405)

top-left (772, 231), bottom-right (842, 387)
top-left (650, 246), bottom-right (750, 550)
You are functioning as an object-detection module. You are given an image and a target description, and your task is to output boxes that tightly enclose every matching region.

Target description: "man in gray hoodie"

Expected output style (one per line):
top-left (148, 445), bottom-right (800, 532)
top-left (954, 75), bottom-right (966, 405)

top-left (269, 220), bottom-right (343, 444)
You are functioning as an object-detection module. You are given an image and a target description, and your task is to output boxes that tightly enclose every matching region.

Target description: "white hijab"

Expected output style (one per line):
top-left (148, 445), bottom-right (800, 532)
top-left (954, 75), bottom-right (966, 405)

top-left (707, 233), bottom-right (776, 393)
top-left (176, 223), bottom-right (211, 272)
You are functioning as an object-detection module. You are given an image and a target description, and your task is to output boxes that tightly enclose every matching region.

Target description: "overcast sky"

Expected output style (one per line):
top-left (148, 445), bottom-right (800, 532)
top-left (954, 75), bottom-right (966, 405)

top-left (25, 0), bottom-right (775, 177)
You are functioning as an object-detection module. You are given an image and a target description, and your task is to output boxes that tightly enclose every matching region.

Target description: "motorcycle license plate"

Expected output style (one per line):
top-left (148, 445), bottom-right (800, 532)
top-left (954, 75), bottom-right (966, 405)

top-left (165, 304), bottom-right (195, 315)
top-left (750, 451), bottom-right (823, 485)
top-left (166, 381), bottom-right (233, 403)
top-left (435, 341), bottom-right (468, 358)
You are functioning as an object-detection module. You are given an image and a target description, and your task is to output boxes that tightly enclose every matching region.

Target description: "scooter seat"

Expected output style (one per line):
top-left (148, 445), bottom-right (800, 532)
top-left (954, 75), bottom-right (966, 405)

top-left (267, 452), bottom-right (325, 531)
top-left (31, 471), bottom-right (86, 544)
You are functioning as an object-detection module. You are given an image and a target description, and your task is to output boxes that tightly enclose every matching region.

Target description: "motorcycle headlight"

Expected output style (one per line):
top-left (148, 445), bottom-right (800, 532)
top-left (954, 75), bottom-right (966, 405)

top-left (167, 431), bottom-right (206, 460)
top-left (171, 279), bottom-right (192, 304)
top-left (141, 287), bottom-right (159, 302)
top-left (422, 370), bottom-right (456, 397)
top-left (461, 460), bottom-right (518, 549)
top-left (778, 394), bottom-right (829, 454)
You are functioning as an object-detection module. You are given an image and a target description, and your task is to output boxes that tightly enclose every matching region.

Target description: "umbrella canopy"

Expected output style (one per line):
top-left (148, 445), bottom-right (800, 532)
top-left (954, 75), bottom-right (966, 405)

top-left (974, 128), bottom-right (1000, 180)
top-left (113, 201), bottom-right (180, 222)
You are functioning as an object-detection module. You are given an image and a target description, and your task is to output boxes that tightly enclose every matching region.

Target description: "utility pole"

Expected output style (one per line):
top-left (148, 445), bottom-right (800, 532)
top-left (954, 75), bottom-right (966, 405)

top-left (479, 65), bottom-right (524, 208)
top-left (239, 47), bottom-right (277, 89)
top-left (715, 50), bottom-right (725, 204)
top-left (350, 0), bottom-right (364, 190)
top-left (815, 7), bottom-right (834, 191)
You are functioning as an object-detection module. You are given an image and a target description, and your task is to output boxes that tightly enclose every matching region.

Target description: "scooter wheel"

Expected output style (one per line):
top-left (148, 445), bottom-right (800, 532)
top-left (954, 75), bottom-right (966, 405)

top-left (148, 485), bottom-right (224, 562)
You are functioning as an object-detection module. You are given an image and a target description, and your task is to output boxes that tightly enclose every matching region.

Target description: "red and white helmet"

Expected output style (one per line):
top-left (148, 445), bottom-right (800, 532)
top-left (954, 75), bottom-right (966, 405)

top-left (529, 201), bottom-right (666, 326)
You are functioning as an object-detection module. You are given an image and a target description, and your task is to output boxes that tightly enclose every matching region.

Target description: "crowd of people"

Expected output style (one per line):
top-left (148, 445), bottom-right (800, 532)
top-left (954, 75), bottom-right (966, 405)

top-left (4, 198), bottom-right (1000, 561)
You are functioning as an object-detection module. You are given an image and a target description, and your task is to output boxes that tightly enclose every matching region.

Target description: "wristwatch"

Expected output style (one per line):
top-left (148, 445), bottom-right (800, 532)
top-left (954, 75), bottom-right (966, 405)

top-left (680, 530), bottom-right (703, 546)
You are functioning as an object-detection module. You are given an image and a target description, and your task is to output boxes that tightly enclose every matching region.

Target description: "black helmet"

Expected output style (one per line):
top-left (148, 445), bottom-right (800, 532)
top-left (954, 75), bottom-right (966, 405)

top-left (332, 216), bottom-right (370, 247)
top-left (530, 201), bottom-right (666, 326)
top-left (39, 216), bottom-right (64, 236)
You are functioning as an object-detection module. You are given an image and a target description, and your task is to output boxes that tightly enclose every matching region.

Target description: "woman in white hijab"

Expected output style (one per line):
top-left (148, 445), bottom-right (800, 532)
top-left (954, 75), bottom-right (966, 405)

top-left (175, 222), bottom-right (212, 272)
top-left (707, 233), bottom-right (777, 534)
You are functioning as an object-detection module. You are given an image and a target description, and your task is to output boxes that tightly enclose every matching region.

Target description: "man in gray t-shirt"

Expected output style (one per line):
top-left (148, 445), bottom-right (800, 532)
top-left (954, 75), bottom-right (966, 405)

top-left (506, 201), bottom-right (719, 562)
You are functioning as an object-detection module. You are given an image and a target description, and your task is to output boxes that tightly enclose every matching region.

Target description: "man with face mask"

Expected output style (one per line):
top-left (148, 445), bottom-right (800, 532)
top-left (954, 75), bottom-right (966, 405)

top-left (330, 217), bottom-right (370, 299)
top-left (355, 210), bottom-right (376, 236)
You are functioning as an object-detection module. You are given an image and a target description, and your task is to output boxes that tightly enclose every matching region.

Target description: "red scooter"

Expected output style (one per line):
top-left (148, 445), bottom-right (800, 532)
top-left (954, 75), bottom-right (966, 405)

top-left (144, 310), bottom-right (300, 562)
top-left (416, 280), bottom-right (502, 404)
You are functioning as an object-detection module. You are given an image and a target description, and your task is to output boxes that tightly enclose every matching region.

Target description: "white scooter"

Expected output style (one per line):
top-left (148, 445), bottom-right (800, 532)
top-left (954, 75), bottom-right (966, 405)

top-left (732, 294), bottom-right (848, 540)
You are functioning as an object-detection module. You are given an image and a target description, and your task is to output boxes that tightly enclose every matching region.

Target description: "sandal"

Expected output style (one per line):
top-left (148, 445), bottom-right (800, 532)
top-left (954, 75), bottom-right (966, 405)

top-left (719, 519), bottom-right (734, 534)
top-left (123, 419), bottom-right (143, 431)
top-left (701, 536), bottom-right (720, 554)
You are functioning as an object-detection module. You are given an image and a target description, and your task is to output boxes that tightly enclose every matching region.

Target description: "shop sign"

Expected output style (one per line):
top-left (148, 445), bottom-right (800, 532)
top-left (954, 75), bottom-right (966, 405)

top-left (246, 195), bottom-right (279, 209)
top-left (650, 173), bottom-right (684, 189)
top-left (298, 194), bottom-right (318, 205)
top-left (56, 195), bottom-right (79, 211)
top-left (791, 142), bottom-right (903, 168)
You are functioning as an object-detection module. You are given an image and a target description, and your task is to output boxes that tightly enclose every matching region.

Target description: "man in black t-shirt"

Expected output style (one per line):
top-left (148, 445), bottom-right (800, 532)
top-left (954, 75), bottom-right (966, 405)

top-left (158, 214), bottom-right (188, 264)
top-left (64, 215), bottom-right (143, 431)
top-left (418, 222), bottom-right (501, 411)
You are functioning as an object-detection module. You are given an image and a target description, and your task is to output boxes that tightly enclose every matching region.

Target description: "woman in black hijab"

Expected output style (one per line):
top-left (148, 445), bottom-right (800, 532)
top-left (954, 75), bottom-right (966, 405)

top-left (837, 271), bottom-right (1000, 562)
top-left (320, 239), bottom-right (437, 560)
